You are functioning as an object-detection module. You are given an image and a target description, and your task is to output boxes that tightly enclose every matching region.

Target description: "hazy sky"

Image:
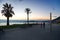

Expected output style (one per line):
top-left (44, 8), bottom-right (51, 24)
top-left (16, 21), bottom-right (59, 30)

top-left (0, 0), bottom-right (60, 20)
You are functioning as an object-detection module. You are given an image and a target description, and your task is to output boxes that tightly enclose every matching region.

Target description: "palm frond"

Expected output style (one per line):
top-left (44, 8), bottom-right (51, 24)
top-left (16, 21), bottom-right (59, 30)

top-left (1, 3), bottom-right (15, 17)
top-left (9, 9), bottom-right (14, 15)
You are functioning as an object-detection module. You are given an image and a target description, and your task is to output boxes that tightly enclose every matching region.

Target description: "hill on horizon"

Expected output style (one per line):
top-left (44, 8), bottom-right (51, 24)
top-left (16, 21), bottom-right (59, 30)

top-left (52, 16), bottom-right (60, 23)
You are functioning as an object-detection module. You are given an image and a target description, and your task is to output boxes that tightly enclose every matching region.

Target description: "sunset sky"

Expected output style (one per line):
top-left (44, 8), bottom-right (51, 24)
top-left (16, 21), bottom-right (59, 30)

top-left (0, 0), bottom-right (60, 20)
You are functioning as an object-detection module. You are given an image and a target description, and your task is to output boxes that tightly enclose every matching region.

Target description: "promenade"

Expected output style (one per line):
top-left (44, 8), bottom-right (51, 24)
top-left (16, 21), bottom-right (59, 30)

top-left (0, 24), bottom-right (60, 40)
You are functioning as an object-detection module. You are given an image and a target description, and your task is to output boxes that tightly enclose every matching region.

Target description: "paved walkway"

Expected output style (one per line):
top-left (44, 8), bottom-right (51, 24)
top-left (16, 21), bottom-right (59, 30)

top-left (0, 24), bottom-right (60, 40)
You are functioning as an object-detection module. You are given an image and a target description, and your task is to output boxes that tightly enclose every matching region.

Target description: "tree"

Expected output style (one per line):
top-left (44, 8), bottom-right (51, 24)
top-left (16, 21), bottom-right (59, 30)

top-left (1, 3), bottom-right (15, 26)
top-left (25, 8), bottom-right (31, 24)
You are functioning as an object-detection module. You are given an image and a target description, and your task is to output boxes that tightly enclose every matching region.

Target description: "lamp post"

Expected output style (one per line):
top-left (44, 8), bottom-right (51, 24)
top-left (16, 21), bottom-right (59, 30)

top-left (50, 12), bottom-right (52, 32)
top-left (50, 12), bottom-right (52, 24)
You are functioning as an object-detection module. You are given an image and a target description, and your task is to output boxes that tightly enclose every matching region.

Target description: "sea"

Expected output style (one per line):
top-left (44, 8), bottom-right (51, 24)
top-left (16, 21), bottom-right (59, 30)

top-left (0, 20), bottom-right (50, 26)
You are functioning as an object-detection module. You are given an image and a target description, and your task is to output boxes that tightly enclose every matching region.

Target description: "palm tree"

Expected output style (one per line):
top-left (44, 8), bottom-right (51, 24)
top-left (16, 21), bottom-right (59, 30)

top-left (25, 8), bottom-right (31, 24)
top-left (1, 3), bottom-right (15, 26)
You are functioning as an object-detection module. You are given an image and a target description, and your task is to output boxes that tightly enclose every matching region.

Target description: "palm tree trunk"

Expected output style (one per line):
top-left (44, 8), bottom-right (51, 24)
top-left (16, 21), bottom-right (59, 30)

top-left (7, 17), bottom-right (9, 26)
top-left (27, 14), bottom-right (29, 24)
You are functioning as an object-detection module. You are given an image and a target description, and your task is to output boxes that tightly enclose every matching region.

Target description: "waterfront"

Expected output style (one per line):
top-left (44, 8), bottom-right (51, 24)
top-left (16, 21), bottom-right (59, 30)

top-left (0, 24), bottom-right (60, 40)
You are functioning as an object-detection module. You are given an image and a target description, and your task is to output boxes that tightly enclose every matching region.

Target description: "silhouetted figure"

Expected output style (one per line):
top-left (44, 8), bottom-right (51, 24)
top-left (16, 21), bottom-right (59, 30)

top-left (43, 22), bottom-right (45, 29)
top-left (1, 3), bottom-right (15, 26)
top-left (40, 23), bottom-right (42, 28)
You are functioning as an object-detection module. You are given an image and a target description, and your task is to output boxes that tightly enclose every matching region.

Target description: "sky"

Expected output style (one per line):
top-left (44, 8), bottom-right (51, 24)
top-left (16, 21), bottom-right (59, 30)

top-left (0, 0), bottom-right (60, 20)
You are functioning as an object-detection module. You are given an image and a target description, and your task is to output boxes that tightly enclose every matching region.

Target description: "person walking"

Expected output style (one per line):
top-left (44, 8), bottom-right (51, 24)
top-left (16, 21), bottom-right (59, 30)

top-left (43, 22), bottom-right (45, 28)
